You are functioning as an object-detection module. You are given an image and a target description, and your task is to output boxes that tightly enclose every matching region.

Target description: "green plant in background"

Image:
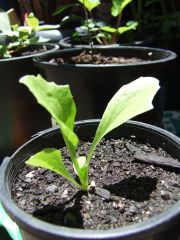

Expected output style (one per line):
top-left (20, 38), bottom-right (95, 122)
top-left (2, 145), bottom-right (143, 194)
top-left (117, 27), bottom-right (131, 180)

top-left (20, 74), bottom-right (159, 191)
top-left (0, 11), bottom-right (59, 59)
top-left (53, 0), bottom-right (138, 44)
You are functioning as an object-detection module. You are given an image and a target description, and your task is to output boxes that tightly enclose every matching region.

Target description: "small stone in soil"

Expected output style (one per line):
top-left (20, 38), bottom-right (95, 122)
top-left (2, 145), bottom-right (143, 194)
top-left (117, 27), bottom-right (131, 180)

top-left (45, 185), bottom-right (58, 193)
top-left (95, 187), bottom-right (111, 200)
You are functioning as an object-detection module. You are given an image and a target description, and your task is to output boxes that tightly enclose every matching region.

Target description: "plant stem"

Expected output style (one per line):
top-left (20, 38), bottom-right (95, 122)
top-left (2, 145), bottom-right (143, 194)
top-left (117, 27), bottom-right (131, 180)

top-left (112, 13), bottom-right (122, 43)
top-left (83, 0), bottom-right (94, 62)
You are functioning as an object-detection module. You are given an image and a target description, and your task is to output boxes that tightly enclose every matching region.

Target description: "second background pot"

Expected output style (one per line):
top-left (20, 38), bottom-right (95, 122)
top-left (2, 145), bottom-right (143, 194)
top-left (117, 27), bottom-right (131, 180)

top-left (34, 46), bottom-right (176, 126)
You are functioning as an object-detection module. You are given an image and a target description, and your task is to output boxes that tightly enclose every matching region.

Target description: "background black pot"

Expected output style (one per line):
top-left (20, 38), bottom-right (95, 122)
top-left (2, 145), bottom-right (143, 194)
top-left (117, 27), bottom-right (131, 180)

top-left (0, 44), bottom-right (59, 160)
top-left (0, 120), bottom-right (180, 240)
top-left (34, 46), bottom-right (176, 126)
top-left (59, 35), bottom-right (154, 49)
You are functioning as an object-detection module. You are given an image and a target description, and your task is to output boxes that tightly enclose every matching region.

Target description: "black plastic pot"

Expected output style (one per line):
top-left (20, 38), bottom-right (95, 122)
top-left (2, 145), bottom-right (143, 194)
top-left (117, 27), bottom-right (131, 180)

top-left (59, 36), bottom-right (119, 49)
top-left (34, 46), bottom-right (176, 125)
top-left (59, 35), bottom-right (154, 49)
top-left (0, 44), bottom-right (59, 159)
top-left (0, 120), bottom-right (180, 240)
top-left (154, 37), bottom-right (180, 111)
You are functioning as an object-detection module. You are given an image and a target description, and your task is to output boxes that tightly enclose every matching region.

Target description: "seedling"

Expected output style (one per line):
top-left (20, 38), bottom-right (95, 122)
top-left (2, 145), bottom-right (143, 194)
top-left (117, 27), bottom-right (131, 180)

top-left (54, 0), bottom-right (138, 45)
top-left (20, 75), bottom-right (159, 191)
top-left (0, 12), bottom-right (59, 58)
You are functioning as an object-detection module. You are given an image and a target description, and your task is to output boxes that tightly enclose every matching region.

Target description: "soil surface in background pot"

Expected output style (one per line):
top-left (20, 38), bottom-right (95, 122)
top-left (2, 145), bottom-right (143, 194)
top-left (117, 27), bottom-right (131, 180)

top-left (49, 50), bottom-right (145, 64)
top-left (12, 138), bottom-right (180, 230)
top-left (1, 45), bottom-right (48, 59)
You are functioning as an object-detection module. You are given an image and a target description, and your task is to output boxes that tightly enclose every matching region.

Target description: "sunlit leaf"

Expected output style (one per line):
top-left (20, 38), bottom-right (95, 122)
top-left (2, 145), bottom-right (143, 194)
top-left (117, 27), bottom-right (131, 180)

top-left (87, 77), bottom-right (160, 164)
top-left (117, 21), bottom-right (138, 34)
top-left (25, 12), bottom-right (39, 30)
top-left (111, 0), bottom-right (133, 17)
top-left (101, 26), bottom-right (117, 33)
top-left (0, 11), bottom-right (11, 32)
top-left (20, 75), bottom-right (86, 189)
top-left (78, 0), bottom-right (100, 11)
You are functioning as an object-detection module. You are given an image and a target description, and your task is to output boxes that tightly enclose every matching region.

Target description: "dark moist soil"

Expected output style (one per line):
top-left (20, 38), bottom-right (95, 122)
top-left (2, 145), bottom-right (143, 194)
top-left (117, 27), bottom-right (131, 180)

top-left (12, 138), bottom-right (180, 230)
top-left (49, 50), bottom-right (145, 65)
top-left (18, 47), bottom-right (47, 57)
top-left (1, 45), bottom-right (48, 59)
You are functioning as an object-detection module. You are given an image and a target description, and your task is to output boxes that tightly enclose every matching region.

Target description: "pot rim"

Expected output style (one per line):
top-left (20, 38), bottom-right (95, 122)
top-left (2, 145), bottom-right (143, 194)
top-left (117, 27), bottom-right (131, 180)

top-left (33, 46), bottom-right (177, 69)
top-left (0, 43), bottom-right (59, 63)
top-left (59, 35), bottom-right (155, 48)
top-left (0, 120), bottom-right (180, 239)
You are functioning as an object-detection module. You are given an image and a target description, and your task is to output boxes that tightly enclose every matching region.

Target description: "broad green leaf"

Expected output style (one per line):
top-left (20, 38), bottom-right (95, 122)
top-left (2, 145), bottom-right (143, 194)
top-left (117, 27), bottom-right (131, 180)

top-left (111, 0), bottom-right (133, 17)
top-left (26, 148), bottom-right (81, 188)
top-left (78, 0), bottom-right (100, 11)
top-left (87, 77), bottom-right (160, 164)
top-left (19, 75), bottom-right (82, 187)
top-left (26, 12), bottom-right (39, 30)
top-left (53, 4), bottom-right (81, 16)
top-left (20, 75), bottom-right (76, 131)
top-left (101, 26), bottom-right (117, 33)
top-left (0, 11), bottom-right (11, 32)
top-left (117, 21), bottom-right (138, 34)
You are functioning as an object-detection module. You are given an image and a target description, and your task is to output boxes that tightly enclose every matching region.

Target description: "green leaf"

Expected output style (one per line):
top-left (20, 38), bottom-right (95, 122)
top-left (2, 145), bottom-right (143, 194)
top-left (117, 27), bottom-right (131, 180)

top-left (0, 45), bottom-right (11, 58)
top-left (26, 12), bottom-right (39, 30)
top-left (20, 75), bottom-right (76, 131)
top-left (26, 148), bottom-right (81, 188)
top-left (27, 36), bottom-right (41, 44)
top-left (78, 0), bottom-right (100, 11)
top-left (117, 21), bottom-right (138, 34)
top-left (87, 77), bottom-right (160, 164)
top-left (53, 4), bottom-right (81, 16)
top-left (0, 11), bottom-right (11, 32)
top-left (19, 75), bottom-right (85, 189)
top-left (101, 26), bottom-right (117, 33)
top-left (18, 27), bottom-right (32, 40)
top-left (111, 0), bottom-right (133, 17)
top-left (19, 74), bottom-right (78, 158)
